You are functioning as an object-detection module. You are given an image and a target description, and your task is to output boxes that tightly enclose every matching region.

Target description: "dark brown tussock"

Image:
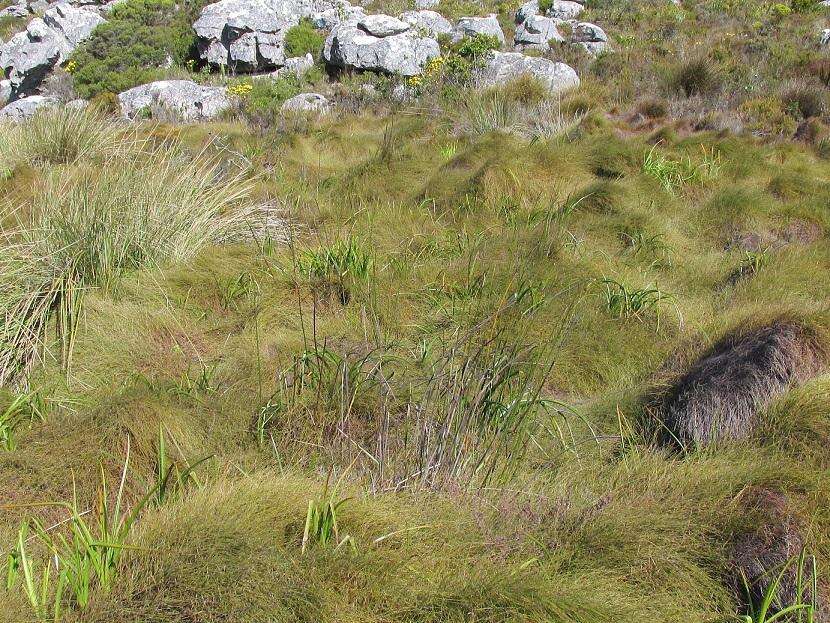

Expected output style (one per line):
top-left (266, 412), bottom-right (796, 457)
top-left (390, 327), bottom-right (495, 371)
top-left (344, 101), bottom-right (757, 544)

top-left (729, 487), bottom-right (824, 620)
top-left (658, 320), bottom-right (826, 448)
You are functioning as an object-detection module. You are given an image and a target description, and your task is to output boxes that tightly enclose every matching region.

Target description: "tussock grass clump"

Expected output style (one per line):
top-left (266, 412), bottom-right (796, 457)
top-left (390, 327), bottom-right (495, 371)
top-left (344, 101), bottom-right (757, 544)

top-left (0, 108), bottom-right (128, 169)
top-left (658, 319), bottom-right (827, 449)
top-left (0, 139), bottom-right (253, 386)
top-left (730, 487), bottom-right (821, 622)
top-left (669, 57), bottom-right (721, 98)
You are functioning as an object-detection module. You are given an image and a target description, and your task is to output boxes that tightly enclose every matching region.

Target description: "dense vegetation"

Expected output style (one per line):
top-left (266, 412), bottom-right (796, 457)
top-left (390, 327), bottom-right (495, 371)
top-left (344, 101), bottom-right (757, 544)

top-left (68, 0), bottom-right (205, 99)
top-left (1, 0), bottom-right (830, 621)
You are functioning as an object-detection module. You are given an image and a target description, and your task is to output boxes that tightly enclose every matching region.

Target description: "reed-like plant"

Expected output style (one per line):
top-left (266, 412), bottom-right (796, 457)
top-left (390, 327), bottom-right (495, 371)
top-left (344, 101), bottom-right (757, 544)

top-left (302, 466), bottom-right (355, 554)
top-left (3, 440), bottom-right (162, 619)
top-left (740, 547), bottom-right (817, 623)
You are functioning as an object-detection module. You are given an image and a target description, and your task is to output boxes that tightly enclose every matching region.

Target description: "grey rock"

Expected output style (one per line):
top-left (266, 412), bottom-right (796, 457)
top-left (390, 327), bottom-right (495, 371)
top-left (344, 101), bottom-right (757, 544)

top-left (0, 1), bottom-right (30, 18)
top-left (572, 21), bottom-right (607, 43)
top-left (390, 82), bottom-right (412, 102)
top-left (358, 13), bottom-right (409, 36)
top-left (310, 0), bottom-right (365, 28)
top-left (117, 80), bottom-right (231, 122)
top-left (193, 0), bottom-right (287, 71)
top-left (0, 79), bottom-right (11, 104)
top-left (414, 0), bottom-right (438, 8)
top-left (282, 91), bottom-right (330, 112)
top-left (574, 40), bottom-right (610, 56)
top-left (548, 0), bottom-right (583, 19)
top-left (517, 0), bottom-right (583, 21)
top-left (44, 2), bottom-right (105, 46)
top-left (0, 94), bottom-right (57, 120)
top-left (399, 9), bottom-right (451, 37)
top-left (821, 28), bottom-right (830, 46)
top-left (514, 14), bottom-right (563, 49)
top-left (324, 15), bottom-right (440, 75)
top-left (194, 0), bottom-right (352, 72)
top-left (516, 0), bottom-right (539, 25)
top-left (0, 3), bottom-right (104, 98)
top-left (477, 51), bottom-right (578, 93)
top-left (282, 52), bottom-right (315, 75)
top-left (453, 14), bottom-right (504, 44)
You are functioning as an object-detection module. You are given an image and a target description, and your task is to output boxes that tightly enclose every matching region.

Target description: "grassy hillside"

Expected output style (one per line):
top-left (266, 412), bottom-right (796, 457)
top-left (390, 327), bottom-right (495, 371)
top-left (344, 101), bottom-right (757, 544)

top-left (2, 0), bottom-right (830, 621)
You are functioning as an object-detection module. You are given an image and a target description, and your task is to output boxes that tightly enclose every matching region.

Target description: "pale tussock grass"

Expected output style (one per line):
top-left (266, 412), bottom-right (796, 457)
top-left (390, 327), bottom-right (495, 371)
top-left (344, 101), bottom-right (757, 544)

top-left (0, 120), bottom-right (256, 387)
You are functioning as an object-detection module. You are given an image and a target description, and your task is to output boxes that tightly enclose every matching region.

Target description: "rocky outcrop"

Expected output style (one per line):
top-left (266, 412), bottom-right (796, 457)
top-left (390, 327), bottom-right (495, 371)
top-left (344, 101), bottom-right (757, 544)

top-left (517, 0), bottom-right (583, 21)
top-left (453, 14), bottom-right (505, 44)
top-left (324, 13), bottom-right (440, 75)
top-left (399, 10), bottom-right (452, 37)
top-left (514, 14), bottom-right (564, 50)
top-left (309, 0), bottom-right (364, 29)
top-left (477, 51), bottom-right (579, 93)
top-left (572, 21), bottom-right (610, 56)
top-left (0, 3), bottom-right (105, 99)
top-left (117, 80), bottom-right (231, 122)
top-left (282, 91), bottom-right (329, 112)
top-left (514, 2), bottom-right (609, 56)
top-left (193, 0), bottom-right (357, 73)
top-left (0, 94), bottom-right (57, 120)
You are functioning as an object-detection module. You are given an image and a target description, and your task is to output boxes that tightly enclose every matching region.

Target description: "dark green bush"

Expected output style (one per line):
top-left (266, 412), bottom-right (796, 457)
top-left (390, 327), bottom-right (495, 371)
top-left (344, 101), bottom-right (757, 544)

top-left (69, 0), bottom-right (204, 99)
top-left (283, 18), bottom-right (324, 58)
top-left (789, 0), bottom-right (817, 12)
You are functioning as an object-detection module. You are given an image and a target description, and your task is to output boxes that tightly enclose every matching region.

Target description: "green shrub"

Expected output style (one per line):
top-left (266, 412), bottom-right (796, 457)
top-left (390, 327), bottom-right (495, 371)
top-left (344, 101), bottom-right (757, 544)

top-left (435, 34), bottom-right (502, 84)
top-left (283, 18), bottom-right (324, 58)
top-left (69, 0), bottom-right (204, 99)
top-left (790, 0), bottom-right (817, 11)
top-left (538, 0), bottom-right (553, 13)
top-left (770, 2), bottom-right (792, 18)
top-left (237, 75), bottom-right (301, 126)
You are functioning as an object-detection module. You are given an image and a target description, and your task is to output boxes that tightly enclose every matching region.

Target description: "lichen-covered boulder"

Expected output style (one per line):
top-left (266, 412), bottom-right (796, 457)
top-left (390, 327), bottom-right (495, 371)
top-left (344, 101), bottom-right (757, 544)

top-left (0, 3), bottom-right (105, 98)
top-left (477, 51), bottom-right (579, 93)
top-left (0, 94), bottom-right (57, 120)
top-left (282, 91), bottom-right (330, 113)
top-left (514, 14), bottom-right (564, 49)
top-left (399, 10), bottom-right (452, 37)
top-left (517, 0), bottom-right (583, 21)
top-left (117, 80), bottom-right (231, 122)
top-left (324, 14), bottom-right (440, 76)
top-left (453, 14), bottom-right (505, 44)
top-left (571, 21), bottom-right (610, 56)
top-left (194, 0), bottom-right (359, 72)
top-left (572, 21), bottom-right (607, 43)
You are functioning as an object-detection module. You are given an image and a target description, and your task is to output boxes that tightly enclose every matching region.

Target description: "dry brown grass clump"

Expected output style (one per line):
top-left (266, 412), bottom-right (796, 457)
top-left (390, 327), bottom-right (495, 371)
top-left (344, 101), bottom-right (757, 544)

top-left (658, 319), bottom-right (826, 448)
